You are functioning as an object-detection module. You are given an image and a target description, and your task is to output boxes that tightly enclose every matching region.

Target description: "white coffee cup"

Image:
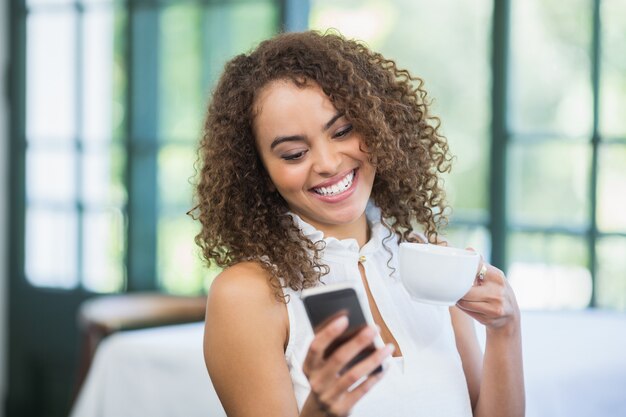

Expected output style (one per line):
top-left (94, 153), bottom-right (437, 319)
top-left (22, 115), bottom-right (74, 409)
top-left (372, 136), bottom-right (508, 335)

top-left (399, 242), bottom-right (481, 306)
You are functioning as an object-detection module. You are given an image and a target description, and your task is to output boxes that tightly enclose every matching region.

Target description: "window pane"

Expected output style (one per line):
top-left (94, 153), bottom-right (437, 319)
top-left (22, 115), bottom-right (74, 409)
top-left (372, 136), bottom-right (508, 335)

top-left (510, 0), bottom-right (592, 136)
top-left (157, 215), bottom-right (211, 295)
top-left (310, 0), bottom-right (491, 218)
top-left (81, 0), bottom-right (113, 5)
top-left (442, 225), bottom-right (491, 263)
top-left (159, 3), bottom-right (204, 142)
top-left (158, 1), bottom-right (277, 140)
top-left (25, 208), bottom-right (78, 288)
top-left (600, 0), bottom-right (626, 138)
top-left (83, 8), bottom-right (115, 143)
top-left (83, 209), bottom-right (125, 293)
top-left (82, 144), bottom-right (126, 208)
top-left (158, 145), bottom-right (196, 209)
top-left (155, 1), bottom-right (278, 294)
top-left (596, 237), bottom-right (626, 310)
top-left (507, 232), bottom-right (591, 309)
top-left (112, 8), bottom-right (127, 142)
top-left (26, 10), bottom-right (77, 142)
top-left (203, 1), bottom-right (279, 87)
top-left (27, 0), bottom-right (73, 7)
top-left (26, 146), bottom-right (76, 205)
top-left (597, 145), bottom-right (626, 232)
top-left (310, 0), bottom-right (395, 45)
top-left (508, 141), bottom-right (590, 227)
top-left (27, 0), bottom-right (111, 5)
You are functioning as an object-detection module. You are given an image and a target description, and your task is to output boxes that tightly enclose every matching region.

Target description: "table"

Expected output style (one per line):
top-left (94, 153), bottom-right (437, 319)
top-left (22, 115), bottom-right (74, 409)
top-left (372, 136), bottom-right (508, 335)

top-left (514, 310), bottom-right (626, 417)
top-left (70, 322), bottom-right (225, 417)
top-left (70, 310), bottom-right (626, 417)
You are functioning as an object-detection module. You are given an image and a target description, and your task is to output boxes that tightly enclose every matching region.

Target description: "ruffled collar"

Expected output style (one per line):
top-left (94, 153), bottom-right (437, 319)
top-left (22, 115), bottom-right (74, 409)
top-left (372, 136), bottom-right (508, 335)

top-left (288, 201), bottom-right (390, 258)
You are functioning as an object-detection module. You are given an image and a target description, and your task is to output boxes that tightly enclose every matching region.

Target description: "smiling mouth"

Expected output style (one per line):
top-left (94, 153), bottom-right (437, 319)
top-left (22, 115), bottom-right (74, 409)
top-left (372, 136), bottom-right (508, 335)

top-left (311, 170), bottom-right (356, 197)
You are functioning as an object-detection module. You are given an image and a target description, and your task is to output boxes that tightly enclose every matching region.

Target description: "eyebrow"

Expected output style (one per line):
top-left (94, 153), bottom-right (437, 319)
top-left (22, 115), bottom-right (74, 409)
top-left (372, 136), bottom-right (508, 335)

top-left (269, 112), bottom-right (344, 150)
top-left (323, 112), bottom-right (344, 131)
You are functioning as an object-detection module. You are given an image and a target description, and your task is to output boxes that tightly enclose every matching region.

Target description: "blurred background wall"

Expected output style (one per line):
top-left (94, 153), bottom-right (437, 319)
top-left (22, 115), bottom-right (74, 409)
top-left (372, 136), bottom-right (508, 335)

top-left (1, 0), bottom-right (9, 413)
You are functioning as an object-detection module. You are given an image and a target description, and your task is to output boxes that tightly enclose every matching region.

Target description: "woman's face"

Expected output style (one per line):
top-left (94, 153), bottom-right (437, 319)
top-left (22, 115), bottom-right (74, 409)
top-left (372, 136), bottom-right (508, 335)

top-left (253, 80), bottom-right (376, 236)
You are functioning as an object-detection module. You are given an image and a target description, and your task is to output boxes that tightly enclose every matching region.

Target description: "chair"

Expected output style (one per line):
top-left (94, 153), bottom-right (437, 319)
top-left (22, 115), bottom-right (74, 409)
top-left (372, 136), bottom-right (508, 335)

top-left (73, 292), bottom-right (207, 403)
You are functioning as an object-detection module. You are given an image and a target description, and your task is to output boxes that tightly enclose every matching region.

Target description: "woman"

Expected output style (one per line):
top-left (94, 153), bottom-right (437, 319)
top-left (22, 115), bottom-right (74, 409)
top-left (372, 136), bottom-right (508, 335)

top-left (194, 31), bottom-right (524, 417)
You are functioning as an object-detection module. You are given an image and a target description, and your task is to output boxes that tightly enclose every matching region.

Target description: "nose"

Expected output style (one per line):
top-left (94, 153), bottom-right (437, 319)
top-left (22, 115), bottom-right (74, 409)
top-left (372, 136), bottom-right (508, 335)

top-left (311, 140), bottom-right (342, 176)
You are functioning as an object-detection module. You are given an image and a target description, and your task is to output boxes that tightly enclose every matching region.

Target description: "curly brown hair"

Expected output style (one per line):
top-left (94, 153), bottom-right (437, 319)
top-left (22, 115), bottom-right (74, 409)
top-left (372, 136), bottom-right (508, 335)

top-left (193, 30), bottom-right (452, 297)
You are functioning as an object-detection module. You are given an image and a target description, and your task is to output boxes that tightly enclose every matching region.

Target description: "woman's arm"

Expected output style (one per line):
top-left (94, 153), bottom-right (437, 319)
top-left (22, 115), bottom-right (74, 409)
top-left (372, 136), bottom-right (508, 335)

top-left (451, 263), bottom-right (525, 417)
top-left (204, 262), bottom-right (299, 416)
top-left (204, 262), bottom-right (392, 417)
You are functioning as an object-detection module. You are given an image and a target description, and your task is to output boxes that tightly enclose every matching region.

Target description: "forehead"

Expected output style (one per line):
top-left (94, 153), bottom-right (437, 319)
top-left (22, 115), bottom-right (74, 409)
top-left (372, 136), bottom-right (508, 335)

top-left (252, 80), bottom-right (337, 137)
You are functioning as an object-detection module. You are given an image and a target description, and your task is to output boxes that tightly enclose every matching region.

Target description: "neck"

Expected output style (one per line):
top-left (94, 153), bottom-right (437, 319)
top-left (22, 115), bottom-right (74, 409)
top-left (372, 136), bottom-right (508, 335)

top-left (316, 213), bottom-right (370, 248)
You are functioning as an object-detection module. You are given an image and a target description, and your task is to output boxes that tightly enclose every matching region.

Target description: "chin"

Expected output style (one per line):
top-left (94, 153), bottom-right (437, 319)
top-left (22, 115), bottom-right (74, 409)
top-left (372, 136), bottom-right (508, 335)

top-left (322, 203), bottom-right (368, 225)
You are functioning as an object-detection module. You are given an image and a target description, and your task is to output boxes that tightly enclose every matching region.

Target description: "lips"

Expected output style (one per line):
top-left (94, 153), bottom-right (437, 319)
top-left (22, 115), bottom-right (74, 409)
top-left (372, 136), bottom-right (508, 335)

top-left (311, 170), bottom-right (355, 197)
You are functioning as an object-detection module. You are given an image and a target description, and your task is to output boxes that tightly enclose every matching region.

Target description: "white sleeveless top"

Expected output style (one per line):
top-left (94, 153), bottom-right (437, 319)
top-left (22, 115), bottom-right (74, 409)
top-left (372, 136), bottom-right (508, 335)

top-left (282, 205), bottom-right (473, 416)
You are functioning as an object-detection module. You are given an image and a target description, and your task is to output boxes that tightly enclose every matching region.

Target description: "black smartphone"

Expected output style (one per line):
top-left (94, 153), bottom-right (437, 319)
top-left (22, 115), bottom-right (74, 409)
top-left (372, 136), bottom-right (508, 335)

top-left (301, 282), bottom-right (385, 374)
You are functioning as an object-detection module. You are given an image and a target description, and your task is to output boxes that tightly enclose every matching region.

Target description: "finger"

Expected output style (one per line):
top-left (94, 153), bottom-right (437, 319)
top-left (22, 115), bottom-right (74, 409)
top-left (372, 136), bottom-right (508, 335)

top-left (464, 247), bottom-right (485, 274)
top-left (318, 325), bottom-right (378, 380)
top-left (475, 264), bottom-right (487, 284)
top-left (315, 329), bottom-right (391, 408)
top-left (481, 264), bottom-right (506, 285)
top-left (461, 282), bottom-right (494, 301)
top-left (465, 267), bottom-right (506, 298)
top-left (455, 305), bottom-right (489, 324)
top-left (331, 343), bottom-right (394, 396)
top-left (321, 350), bottom-right (390, 417)
top-left (456, 299), bottom-right (489, 314)
top-left (458, 296), bottom-right (508, 319)
top-left (303, 315), bottom-right (349, 375)
top-left (459, 286), bottom-right (502, 305)
top-left (338, 366), bottom-right (387, 411)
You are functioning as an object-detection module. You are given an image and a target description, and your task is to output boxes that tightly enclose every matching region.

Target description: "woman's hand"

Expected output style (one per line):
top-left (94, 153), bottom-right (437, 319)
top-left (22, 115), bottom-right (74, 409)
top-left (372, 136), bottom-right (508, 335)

top-left (454, 252), bottom-right (526, 417)
top-left (300, 316), bottom-right (394, 417)
top-left (456, 254), bottom-right (520, 335)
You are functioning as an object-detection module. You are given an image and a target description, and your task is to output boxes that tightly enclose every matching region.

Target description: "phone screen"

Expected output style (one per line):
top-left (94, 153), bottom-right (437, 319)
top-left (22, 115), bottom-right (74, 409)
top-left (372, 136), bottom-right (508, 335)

top-left (302, 287), bottom-right (381, 374)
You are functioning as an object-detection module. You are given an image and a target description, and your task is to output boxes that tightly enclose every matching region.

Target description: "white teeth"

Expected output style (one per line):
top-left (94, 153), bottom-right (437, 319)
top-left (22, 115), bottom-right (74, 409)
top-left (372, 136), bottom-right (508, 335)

top-left (313, 170), bottom-right (355, 196)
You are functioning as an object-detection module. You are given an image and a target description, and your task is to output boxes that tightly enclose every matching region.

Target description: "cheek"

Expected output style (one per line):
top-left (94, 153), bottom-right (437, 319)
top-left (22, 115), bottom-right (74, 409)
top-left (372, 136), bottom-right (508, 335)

top-left (359, 156), bottom-right (377, 185)
top-left (350, 136), bottom-right (371, 162)
top-left (268, 164), bottom-right (308, 194)
top-left (257, 151), bottom-right (293, 192)
top-left (354, 146), bottom-right (374, 173)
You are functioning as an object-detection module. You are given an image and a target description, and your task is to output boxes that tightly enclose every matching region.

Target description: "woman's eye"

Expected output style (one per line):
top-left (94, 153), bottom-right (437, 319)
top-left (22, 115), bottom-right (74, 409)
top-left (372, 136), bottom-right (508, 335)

top-left (334, 125), bottom-right (353, 138)
top-left (282, 150), bottom-right (307, 161)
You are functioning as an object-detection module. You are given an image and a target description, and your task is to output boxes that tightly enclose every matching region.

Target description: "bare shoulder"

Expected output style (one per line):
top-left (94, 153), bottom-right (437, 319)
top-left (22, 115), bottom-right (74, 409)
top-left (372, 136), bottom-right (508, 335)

top-left (208, 261), bottom-right (280, 306)
top-left (206, 261), bottom-right (287, 341)
top-left (204, 261), bottom-right (296, 415)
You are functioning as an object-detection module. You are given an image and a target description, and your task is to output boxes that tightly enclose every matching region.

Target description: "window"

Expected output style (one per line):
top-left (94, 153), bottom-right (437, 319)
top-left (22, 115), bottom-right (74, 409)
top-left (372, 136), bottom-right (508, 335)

top-left (311, 0), bottom-right (493, 255)
top-left (310, 0), bottom-right (626, 310)
top-left (506, 0), bottom-right (626, 310)
top-left (19, 0), bottom-right (280, 294)
top-left (24, 1), bottom-right (126, 292)
top-left (16, 0), bottom-right (626, 309)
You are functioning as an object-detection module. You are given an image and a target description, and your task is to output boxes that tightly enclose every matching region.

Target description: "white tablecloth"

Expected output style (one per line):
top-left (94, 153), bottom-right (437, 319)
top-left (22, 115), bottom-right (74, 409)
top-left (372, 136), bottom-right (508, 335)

top-left (516, 310), bottom-right (626, 417)
top-left (71, 310), bottom-right (626, 417)
top-left (70, 323), bottom-right (226, 417)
